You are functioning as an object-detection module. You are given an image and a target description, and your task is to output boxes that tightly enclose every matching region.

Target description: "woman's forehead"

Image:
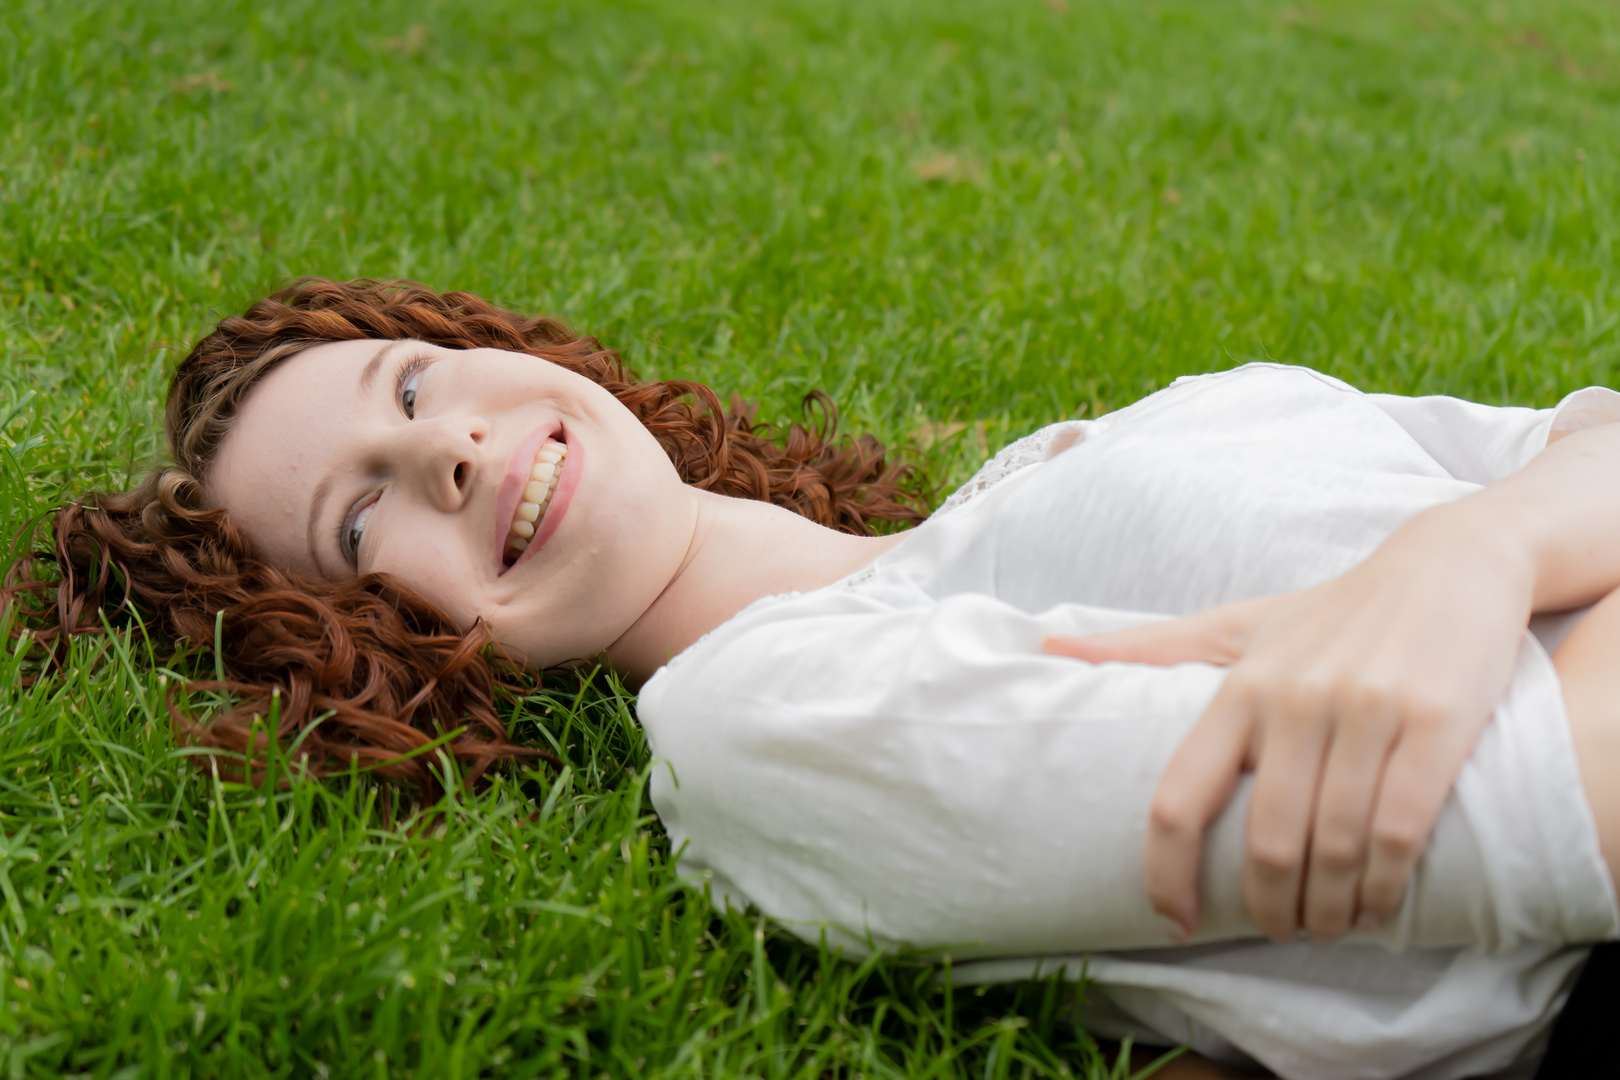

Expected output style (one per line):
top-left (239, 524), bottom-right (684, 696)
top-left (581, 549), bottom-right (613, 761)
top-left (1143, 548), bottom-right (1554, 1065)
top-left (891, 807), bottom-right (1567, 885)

top-left (208, 339), bottom-right (390, 575)
top-left (228, 339), bottom-right (385, 454)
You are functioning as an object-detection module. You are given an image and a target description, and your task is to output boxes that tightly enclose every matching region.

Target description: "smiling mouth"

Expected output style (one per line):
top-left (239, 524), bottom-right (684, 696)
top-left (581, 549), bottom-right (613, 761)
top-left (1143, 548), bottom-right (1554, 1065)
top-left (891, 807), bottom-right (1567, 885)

top-left (503, 438), bottom-right (568, 567)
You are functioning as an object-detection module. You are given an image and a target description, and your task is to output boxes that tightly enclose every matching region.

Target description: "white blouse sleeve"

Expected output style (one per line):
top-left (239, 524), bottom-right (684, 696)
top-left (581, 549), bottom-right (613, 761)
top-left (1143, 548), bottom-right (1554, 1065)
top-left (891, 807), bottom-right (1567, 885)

top-left (637, 589), bottom-right (1608, 961)
top-left (1365, 385), bottom-right (1620, 485)
top-left (640, 591), bottom-right (1221, 959)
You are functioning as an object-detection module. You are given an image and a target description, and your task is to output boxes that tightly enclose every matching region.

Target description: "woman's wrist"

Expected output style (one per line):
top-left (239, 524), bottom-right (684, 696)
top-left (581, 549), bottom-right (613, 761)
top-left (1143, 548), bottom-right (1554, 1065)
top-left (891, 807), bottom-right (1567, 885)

top-left (1458, 423), bottom-right (1620, 614)
top-left (1372, 496), bottom-right (1540, 625)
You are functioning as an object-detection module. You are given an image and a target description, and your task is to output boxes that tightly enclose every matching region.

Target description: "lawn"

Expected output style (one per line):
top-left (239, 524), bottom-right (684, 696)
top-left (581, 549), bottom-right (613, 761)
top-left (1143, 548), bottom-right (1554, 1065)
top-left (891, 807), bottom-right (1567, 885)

top-left (2, 0), bottom-right (1619, 1075)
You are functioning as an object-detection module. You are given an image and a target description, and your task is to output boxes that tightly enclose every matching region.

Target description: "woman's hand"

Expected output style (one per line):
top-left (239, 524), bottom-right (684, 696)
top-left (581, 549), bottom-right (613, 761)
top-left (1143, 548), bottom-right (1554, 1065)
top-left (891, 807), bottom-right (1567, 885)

top-left (1046, 421), bottom-right (1620, 943)
top-left (1048, 514), bottom-right (1540, 941)
top-left (1047, 508), bottom-right (1537, 942)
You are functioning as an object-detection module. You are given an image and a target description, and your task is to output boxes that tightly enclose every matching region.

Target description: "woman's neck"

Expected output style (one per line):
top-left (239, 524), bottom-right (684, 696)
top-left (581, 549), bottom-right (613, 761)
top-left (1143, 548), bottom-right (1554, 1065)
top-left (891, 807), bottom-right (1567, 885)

top-left (606, 490), bottom-right (908, 685)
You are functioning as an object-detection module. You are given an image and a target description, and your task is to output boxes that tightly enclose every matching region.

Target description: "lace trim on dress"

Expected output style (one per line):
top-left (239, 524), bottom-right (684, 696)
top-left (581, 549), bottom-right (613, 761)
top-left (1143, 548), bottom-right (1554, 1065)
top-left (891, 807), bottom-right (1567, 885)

top-left (840, 562), bottom-right (884, 590)
top-left (935, 420), bottom-right (1090, 516)
top-left (838, 420), bottom-right (1091, 591)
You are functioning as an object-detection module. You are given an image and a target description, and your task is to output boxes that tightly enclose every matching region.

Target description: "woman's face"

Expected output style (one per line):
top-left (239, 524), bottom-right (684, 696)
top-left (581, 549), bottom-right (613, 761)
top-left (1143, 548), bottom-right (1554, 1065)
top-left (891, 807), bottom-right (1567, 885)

top-left (209, 339), bottom-right (699, 667)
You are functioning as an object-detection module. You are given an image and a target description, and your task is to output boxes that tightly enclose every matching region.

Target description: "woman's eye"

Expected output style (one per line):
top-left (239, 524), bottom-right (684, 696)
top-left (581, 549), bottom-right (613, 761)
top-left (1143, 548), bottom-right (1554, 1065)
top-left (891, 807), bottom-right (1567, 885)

top-left (401, 366), bottom-right (425, 419)
top-left (346, 501), bottom-right (376, 563)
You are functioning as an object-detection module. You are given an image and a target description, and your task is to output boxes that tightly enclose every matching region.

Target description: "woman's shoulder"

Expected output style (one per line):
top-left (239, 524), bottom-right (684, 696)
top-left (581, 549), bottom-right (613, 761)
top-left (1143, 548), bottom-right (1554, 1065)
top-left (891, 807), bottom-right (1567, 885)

top-left (640, 362), bottom-right (1470, 716)
top-left (935, 364), bottom-right (1355, 517)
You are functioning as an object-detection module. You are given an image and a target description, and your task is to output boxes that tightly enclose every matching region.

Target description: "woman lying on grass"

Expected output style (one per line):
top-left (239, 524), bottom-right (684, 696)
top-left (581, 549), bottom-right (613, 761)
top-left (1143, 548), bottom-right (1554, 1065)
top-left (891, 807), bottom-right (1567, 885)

top-left (10, 278), bottom-right (1620, 1080)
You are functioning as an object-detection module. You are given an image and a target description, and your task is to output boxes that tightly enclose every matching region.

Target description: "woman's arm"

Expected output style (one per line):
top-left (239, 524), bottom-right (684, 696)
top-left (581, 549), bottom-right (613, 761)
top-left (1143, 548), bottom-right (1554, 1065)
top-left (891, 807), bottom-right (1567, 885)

top-left (644, 587), bottom-right (1602, 959)
top-left (643, 591), bottom-right (1239, 959)
top-left (1551, 584), bottom-right (1620, 899)
top-left (1490, 421), bottom-right (1620, 609)
top-left (1047, 422), bottom-right (1620, 943)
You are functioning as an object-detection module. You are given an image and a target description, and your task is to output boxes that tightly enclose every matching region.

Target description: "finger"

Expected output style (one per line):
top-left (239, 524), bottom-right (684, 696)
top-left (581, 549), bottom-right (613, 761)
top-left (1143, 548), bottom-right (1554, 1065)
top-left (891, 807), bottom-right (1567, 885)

top-left (1242, 683), bottom-right (1335, 940)
top-left (1300, 698), bottom-right (1400, 940)
top-left (1357, 716), bottom-right (1479, 924)
top-left (1143, 684), bottom-right (1256, 939)
top-left (1044, 625), bottom-right (1223, 666)
top-left (1044, 604), bottom-right (1256, 667)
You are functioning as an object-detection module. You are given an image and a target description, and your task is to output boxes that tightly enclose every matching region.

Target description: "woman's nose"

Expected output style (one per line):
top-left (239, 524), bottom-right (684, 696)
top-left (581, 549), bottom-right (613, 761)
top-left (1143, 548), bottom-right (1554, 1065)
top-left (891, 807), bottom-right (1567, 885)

top-left (395, 417), bottom-right (488, 512)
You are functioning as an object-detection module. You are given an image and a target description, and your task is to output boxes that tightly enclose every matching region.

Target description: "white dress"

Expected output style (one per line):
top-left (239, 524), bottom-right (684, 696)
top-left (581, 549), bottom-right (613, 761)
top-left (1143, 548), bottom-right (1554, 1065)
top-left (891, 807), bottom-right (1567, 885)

top-left (637, 364), bottom-right (1620, 1080)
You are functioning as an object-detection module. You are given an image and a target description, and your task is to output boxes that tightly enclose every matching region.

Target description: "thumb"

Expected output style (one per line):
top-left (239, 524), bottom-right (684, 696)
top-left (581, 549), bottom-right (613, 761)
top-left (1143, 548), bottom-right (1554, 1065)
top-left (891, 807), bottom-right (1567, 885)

top-left (1043, 596), bottom-right (1277, 667)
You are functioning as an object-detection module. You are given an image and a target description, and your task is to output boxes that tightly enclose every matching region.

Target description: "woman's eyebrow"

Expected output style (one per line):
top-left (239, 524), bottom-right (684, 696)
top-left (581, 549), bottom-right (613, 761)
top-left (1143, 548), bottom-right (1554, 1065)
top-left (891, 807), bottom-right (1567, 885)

top-left (303, 340), bottom-right (406, 573)
top-left (358, 339), bottom-right (406, 395)
top-left (305, 474), bottom-right (336, 575)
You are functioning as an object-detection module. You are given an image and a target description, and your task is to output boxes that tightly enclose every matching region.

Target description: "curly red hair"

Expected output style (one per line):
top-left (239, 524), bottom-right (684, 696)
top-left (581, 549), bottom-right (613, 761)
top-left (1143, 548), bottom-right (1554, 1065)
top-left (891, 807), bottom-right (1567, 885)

top-left (2, 279), bottom-right (925, 794)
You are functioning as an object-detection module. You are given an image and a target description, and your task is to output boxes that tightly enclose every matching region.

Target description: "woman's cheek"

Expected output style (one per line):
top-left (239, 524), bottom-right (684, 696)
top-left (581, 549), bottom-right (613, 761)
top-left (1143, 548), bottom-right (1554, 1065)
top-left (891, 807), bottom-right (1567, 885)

top-left (379, 535), bottom-right (481, 628)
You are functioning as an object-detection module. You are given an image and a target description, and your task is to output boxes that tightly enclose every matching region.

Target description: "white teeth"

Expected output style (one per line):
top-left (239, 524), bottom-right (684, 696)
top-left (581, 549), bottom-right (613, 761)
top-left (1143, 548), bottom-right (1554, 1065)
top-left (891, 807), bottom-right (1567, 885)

top-left (504, 440), bottom-right (568, 562)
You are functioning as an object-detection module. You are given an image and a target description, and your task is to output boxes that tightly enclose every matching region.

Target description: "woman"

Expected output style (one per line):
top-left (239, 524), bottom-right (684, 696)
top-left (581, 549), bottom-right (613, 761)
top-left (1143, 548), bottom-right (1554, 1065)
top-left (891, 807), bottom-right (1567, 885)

top-left (9, 278), bottom-right (1620, 1079)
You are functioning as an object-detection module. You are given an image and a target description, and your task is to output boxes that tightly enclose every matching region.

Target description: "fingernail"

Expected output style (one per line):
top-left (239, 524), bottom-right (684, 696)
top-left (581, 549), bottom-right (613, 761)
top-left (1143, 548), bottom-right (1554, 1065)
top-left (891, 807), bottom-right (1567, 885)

top-left (1355, 912), bottom-right (1382, 933)
top-left (1158, 915), bottom-right (1191, 944)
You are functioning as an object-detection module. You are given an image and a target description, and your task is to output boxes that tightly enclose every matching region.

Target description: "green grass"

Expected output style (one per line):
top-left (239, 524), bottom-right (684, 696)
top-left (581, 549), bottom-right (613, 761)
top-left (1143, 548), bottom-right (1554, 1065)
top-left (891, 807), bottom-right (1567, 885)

top-left (2, 0), bottom-right (1619, 1075)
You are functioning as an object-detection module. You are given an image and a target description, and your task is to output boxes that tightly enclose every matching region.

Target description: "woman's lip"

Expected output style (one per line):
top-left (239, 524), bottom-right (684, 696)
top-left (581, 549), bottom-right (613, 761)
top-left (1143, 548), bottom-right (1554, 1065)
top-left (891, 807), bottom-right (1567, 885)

top-left (505, 435), bottom-right (580, 574)
top-left (493, 423), bottom-right (558, 574)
